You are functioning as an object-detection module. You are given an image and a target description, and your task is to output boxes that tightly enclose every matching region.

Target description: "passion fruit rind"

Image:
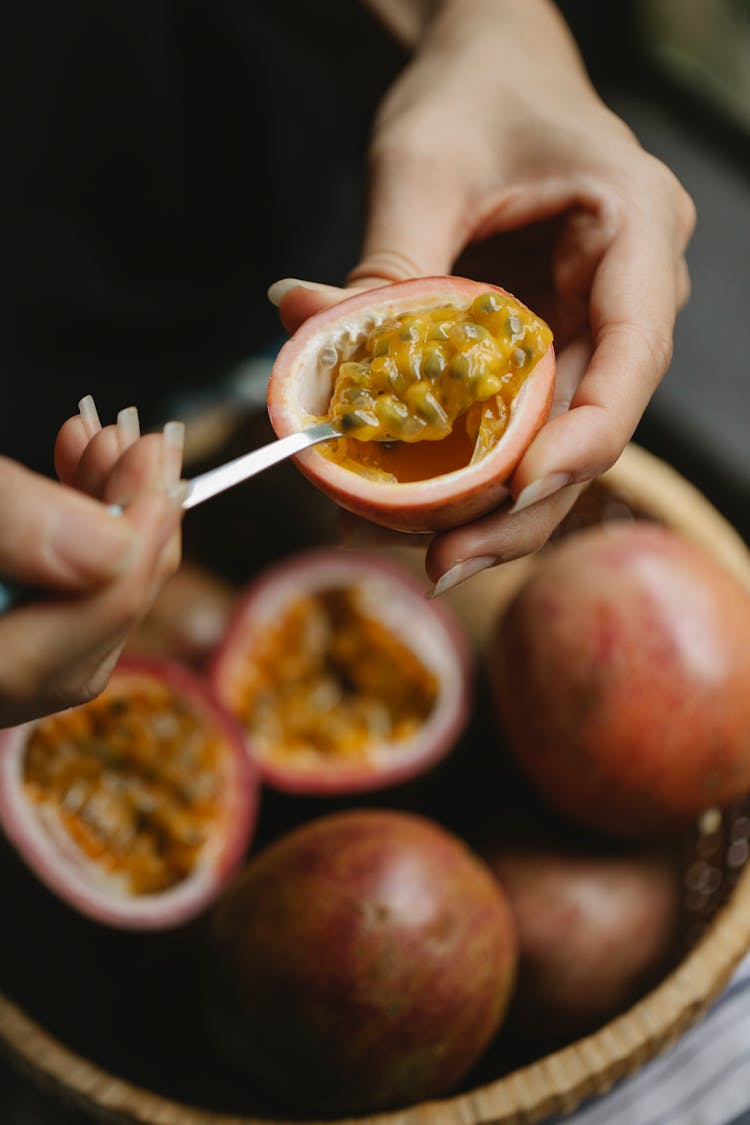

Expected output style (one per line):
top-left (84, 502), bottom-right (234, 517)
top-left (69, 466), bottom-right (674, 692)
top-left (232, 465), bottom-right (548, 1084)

top-left (489, 522), bottom-right (750, 838)
top-left (0, 655), bottom-right (259, 930)
top-left (207, 809), bottom-right (518, 1115)
top-left (268, 277), bottom-right (555, 533)
top-left (210, 548), bottom-right (472, 795)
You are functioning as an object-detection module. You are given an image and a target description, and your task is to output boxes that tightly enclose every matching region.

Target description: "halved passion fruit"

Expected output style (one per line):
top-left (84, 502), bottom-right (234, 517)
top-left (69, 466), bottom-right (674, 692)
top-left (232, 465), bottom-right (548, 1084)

top-left (0, 656), bottom-right (258, 929)
top-left (209, 549), bottom-right (471, 794)
top-left (268, 276), bottom-right (555, 532)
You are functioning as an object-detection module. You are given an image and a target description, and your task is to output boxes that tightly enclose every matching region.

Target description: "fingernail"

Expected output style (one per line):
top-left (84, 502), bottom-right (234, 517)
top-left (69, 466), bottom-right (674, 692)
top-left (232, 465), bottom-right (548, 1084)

top-left (511, 472), bottom-right (571, 515)
top-left (78, 395), bottom-right (102, 439)
top-left (50, 504), bottom-right (135, 583)
top-left (117, 406), bottom-right (141, 451)
top-left (267, 278), bottom-right (332, 306)
top-left (426, 555), bottom-right (497, 599)
top-left (167, 480), bottom-right (189, 507)
top-left (161, 420), bottom-right (186, 489)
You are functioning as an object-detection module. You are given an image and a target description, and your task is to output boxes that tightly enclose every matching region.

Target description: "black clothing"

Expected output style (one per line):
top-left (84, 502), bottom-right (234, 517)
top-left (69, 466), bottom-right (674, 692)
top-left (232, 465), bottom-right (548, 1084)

top-left (0, 3), bottom-right (376, 470)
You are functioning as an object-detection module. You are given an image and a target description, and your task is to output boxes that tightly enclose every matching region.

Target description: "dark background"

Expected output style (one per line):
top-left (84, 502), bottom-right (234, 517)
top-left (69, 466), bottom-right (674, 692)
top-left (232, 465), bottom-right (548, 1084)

top-left (2, 1), bottom-right (750, 1120)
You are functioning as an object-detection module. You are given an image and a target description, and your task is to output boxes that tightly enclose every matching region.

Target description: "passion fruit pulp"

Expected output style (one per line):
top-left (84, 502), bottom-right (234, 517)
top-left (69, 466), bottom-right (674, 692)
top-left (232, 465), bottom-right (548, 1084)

top-left (207, 809), bottom-right (518, 1115)
top-left (0, 656), bottom-right (258, 929)
top-left (209, 548), bottom-right (471, 795)
top-left (268, 276), bottom-right (555, 532)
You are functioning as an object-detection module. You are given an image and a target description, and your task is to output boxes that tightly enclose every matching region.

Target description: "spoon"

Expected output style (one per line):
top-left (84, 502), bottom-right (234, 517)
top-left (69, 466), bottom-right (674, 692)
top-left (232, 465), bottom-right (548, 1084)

top-left (181, 420), bottom-right (338, 508)
top-left (0, 421), bottom-right (340, 617)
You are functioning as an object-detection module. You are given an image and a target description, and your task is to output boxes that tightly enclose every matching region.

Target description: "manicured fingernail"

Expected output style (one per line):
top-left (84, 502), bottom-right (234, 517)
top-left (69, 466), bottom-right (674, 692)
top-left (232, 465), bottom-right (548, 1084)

top-left (50, 504), bottom-right (135, 582)
top-left (161, 420), bottom-right (186, 489)
top-left (427, 555), bottom-right (497, 599)
top-left (117, 406), bottom-right (140, 451)
top-left (78, 395), bottom-right (102, 438)
top-left (511, 472), bottom-right (571, 515)
top-left (267, 278), bottom-right (332, 306)
top-left (167, 480), bottom-right (189, 507)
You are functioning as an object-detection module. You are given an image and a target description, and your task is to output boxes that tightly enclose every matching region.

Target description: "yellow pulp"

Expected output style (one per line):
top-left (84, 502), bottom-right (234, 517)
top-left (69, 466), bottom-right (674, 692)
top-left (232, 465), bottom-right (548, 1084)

top-left (230, 588), bottom-right (438, 765)
top-left (321, 291), bottom-right (552, 483)
top-left (24, 682), bottom-right (223, 895)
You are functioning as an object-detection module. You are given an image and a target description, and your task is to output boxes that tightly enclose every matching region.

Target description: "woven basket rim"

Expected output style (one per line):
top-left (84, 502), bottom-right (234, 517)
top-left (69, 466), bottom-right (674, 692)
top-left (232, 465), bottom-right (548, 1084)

top-left (3, 442), bottom-right (750, 1125)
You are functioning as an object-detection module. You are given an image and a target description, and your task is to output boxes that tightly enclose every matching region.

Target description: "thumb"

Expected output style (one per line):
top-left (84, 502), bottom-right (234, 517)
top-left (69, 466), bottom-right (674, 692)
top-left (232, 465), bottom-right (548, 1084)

top-left (268, 153), bottom-right (468, 334)
top-left (0, 457), bottom-right (135, 590)
top-left (347, 139), bottom-right (467, 288)
top-left (267, 132), bottom-right (470, 334)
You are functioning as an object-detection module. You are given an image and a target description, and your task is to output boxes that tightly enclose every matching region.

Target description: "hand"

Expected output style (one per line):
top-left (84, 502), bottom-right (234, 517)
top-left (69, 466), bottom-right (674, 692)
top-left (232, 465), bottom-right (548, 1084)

top-left (0, 398), bottom-right (185, 727)
top-left (268, 0), bottom-right (695, 594)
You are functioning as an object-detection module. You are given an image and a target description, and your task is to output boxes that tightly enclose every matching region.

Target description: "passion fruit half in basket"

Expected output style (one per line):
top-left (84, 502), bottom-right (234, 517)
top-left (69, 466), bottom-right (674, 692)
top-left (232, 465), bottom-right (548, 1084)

top-left (209, 548), bottom-right (471, 795)
top-left (207, 809), bottom-right (518, 1115)
top-left (0, 656), bottom-right (258, 929)
top-left (267, 276), bottom-right (555, 532)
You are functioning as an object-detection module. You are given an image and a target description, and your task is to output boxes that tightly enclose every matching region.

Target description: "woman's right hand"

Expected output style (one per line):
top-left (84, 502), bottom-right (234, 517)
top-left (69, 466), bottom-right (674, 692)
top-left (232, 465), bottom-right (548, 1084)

top-left (0, 400), bottom-right (185, 728)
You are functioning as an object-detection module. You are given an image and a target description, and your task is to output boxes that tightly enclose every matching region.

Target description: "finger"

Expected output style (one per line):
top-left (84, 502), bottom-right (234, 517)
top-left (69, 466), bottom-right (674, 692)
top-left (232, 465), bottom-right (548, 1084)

top-left (347, 133), bottom-right (469, 289)
top-left (54, 416), bottom-right (89, 485)
top-left (509, 219), bottom-right (680, 502)
top-left (268, 279), bottom-right (380, 336)
top-left (546, 332), bottom-right (594, 419)
top-left (54, 394), bottom-right (103, 484)
top-left (160, 420), bottom-right (186, 492)
top-left (102, 433), bottom-right (169, 508)
top-left (74, 425), bottom-right (122, 499)
top-left (0, 491), bottom-right (184, 725)
top-left (0, 457), bottom-right (135, 589)
top-left (72, 406), bottom-right (150, 502)
top-left (267, 127), bottom-right (474, 336)
top-left (95, 423), bottom-right (185, 580)
top-left (425, 481), bottom-right (585, 595)
top-left (107, 488), bottom-right (185, 601)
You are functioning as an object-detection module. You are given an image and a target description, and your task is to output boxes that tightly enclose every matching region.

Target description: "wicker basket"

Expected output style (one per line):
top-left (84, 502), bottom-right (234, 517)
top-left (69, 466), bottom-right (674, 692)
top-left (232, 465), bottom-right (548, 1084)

top-left (3, 442), bottom-right (750, 1125)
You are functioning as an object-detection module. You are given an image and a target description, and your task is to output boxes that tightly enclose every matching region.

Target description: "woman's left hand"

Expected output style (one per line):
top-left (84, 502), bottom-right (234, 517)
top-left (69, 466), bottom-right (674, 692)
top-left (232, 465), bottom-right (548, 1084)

top-left (268, 0), bottom-right (695, 595)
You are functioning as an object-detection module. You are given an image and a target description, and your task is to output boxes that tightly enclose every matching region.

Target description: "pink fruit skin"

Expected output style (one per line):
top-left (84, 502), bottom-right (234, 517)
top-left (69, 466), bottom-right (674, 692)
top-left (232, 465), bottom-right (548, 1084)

top-left (0, 655), bottom-right (259, 929)
top-left (490, 521), bottom-right (750, 837)
top-left (267, 277), bottom-right (555, 533)
top-left (209, 810), bottom-right (517, 1115)
top-left (485, 847), bottom-right (680, 1037)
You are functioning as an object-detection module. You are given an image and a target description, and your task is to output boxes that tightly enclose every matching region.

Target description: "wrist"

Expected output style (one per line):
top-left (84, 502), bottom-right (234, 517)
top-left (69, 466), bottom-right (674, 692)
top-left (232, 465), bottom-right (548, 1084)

top-left (434, 0), bottom-right (595, 94)
top-left (374, 0), bottom-right (625, 151)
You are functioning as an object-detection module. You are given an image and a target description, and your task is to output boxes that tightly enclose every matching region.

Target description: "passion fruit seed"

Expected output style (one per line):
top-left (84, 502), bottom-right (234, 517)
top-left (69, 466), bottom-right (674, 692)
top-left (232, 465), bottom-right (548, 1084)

top-left (324, 293), bottom-right (550, 456)
top-left (23, 680), bottom-right (225, 895)
top-left (228, 587), bottom-right (439, 765)
top-left (267, 277), bottom-right (557, 530)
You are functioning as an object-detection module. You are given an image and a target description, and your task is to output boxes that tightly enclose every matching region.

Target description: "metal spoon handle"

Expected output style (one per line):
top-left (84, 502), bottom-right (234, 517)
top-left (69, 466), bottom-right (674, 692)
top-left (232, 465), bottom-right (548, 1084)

top-left (0, 422), bottom-right (338, 617)
top-left (182, 421), bottom-right (337, 509)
